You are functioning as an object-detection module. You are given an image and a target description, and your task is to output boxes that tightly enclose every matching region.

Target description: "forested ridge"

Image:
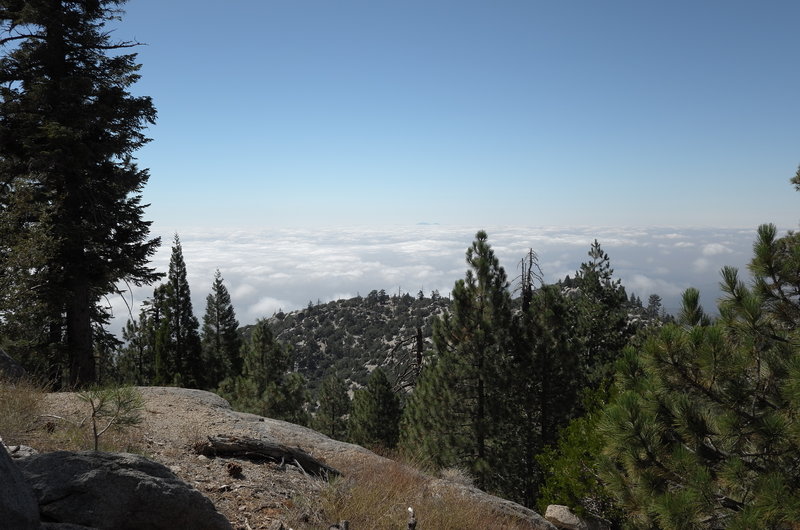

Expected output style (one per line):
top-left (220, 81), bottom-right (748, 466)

top-left (2, 2), bottom-right (800, 528)
top-left (255, 289), bottom-right (451, 391)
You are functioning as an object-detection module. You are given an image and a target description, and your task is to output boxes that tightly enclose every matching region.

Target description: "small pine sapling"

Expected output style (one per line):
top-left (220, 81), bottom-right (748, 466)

top-left (77, 386), bottom-right (144, 451)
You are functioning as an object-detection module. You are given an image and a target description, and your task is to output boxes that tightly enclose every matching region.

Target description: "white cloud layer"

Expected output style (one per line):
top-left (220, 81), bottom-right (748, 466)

top-left (702, 243), bottom-right (733, 256)
top-left (105, 225), bottom-right (764, 336)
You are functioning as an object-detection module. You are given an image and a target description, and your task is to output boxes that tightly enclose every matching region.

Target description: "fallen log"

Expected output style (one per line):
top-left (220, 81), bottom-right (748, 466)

top-left (194, 434), bottom-right (340, 480)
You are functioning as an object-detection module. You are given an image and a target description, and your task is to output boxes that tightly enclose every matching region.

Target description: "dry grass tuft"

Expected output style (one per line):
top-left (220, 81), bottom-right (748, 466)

top-left (0, 377), bottom-right (48, 445)
top-left (0, 381), bottom-right (145, 454)
top-left (439, 466), bottom-right (475, 487)
top-left (288, 457), bottom-right (533, 530)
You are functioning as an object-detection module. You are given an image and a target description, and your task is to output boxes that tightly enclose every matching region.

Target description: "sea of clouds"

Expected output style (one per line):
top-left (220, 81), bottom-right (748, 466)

top-left (105, 225), bottom-right (775, 337)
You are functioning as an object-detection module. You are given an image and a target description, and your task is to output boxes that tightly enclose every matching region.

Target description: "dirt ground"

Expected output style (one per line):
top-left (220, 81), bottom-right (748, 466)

top-left (39, 387), bottom-right (352, 529)
top-left (29, 386), bottom-right (553, 530)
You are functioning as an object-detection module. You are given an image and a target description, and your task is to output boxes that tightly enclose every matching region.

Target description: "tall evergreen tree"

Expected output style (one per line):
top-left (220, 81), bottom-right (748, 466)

top-left (313, 374), bottom-right (351, 440)
top-left (150, 282), bottom-right (173, 385)
top-left (115, 282), bottom-right (171, 386)
top-left (573, 240), bottom-right (631, 386)
top-left (200, 269), bottom-right (241, 389)
top-left (402, 231), bottom-right (514, 490)
top-left (117, 312), bottom-right (152, 385)
top-left (126, 235), bottom-right (201, 387)
top-left (349, 368), bottom-right (400, 449)
top-left (224, 319), bottom-right (308, 423)
top-left (0, 0), bottom-right (160, 386)
top-left (645, 293), bottom-right (663, 320)
top-left (494, 246), bottom-right (585, 506)
top-left (505, 282), bottom-right (584, 506)
top-left (163, 234), bottom-right (201, 387)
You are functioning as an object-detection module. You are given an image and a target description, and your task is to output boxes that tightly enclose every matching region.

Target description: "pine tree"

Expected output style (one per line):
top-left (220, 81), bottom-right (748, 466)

top-left (501, 249), bottom-right (585, 507)
top-left (125, 236), bottom-right (201, 387)
top-left (536, 386), bottom-right (623, 525)
top-left (117, 313), bottom-right (153, 385)
top-left (0, 0), bottom-right (161, 386)
top-left (401, 231), bottom-right (514, 490)
top-left (313, 374), bottom-right (351, 440)
top-left (645, 293), bottom-right (663, 320)
top-left (676, 286), bottom-right (710, 326)
top-left (573, 240), bottom-right (631, 386)
top-left (531, 285), bottom-right (583, 445)
top-left (349, 368), bottom-right (401, 449)
top-left (200, 269), bottom-right (241, 389)
top-left (224, 319), bottom-right (308, 423)
top-left (749, 222), bottom-right (800, 327)
top-left (599, 225), bottom-right (800, 527)
top-left (150, 283), bottom-right (173, 385)
top-left (272, 371), bottom-right (310, 426)
top-left (164, 234), bottom-right (202, 387)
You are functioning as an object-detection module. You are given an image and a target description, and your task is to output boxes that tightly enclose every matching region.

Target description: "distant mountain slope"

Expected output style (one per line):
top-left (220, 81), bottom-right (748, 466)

top-left (245, 290), bottom-right (451, 392)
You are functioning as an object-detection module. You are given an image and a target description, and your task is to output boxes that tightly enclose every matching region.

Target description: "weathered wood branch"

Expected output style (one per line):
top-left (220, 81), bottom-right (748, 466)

top-left (194, 434), bottom-right (340, 480)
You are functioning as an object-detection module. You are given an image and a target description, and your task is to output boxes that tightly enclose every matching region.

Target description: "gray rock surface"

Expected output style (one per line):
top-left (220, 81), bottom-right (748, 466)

top-left (545, 504), bottom-right (610, 530)
top-left (16, 451), bottom-right (231, 530)
top-left (0, 346), bottom-right (26, 380)
top-left (0, 443), bottom-right (40, 529)
top-left (3, 442), bottom-right (40, 458)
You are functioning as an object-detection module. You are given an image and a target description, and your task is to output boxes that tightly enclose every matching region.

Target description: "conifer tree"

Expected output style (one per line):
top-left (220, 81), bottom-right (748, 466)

top-left (224, 319), bottom-right (308, 423)
top-left (645, 294), bottom-right (663, 320)
top-left (200, 269), bottom-right (241, 389)
top-left (162, 235), bottom-right (202, 387)
top-left (313, 374), bottom-right (351, 440)
top-left (150, 283), bottom-right (173, 385)
top-left (401, 231), bottom-right (514, 490)
top-left (118, 313), bottom-right (152, 385)
top-left (504, 283), bottom-right (584, 506)
top-left (676, 286), bottom-right (710, 326)
top-left (121, 236), bottom-right (201, 387)
top-left (273, 372), bottom-right (310, 426)
top-left (349, 368), bottom-right (401, 449)
top-left (0, 0), bottom-right (161, 386)
top-left (600, 225), bottom-right (800, 527)
top-left (749, 222), bottom-right (800, 327)
top-left (573, 240), bottom-right (631, 385)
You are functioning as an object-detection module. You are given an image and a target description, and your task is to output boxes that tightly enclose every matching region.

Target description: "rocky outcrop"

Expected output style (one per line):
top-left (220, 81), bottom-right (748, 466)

top-left (16, 451), bottom-right (232, 530)
top-left (0, 347), bottom-right (26, 380)
top-left (545, 504), bottom-right (610, 530)
top-left (0, 443), bottom-right (40, 529)
top-left (3, 440), bottom-right (39, 458)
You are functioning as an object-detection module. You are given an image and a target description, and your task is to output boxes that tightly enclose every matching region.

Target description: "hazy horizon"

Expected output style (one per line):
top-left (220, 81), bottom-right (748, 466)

top-left (105, 223), bottom-right (773, 336)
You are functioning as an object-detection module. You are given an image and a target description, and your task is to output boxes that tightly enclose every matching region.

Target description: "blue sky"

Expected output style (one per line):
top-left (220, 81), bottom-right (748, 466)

top-left (101, 1), bottom-right (800, 331)
top-left (114, 0), bottom-right (800, 230)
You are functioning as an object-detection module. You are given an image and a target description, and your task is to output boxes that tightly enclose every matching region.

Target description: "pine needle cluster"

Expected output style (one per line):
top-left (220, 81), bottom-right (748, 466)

top-left (600, 221), bottom-right (800, 529)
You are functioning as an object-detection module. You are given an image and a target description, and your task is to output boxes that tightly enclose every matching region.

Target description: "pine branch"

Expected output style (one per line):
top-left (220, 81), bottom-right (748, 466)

top-left (96, 40), bottom-right (145, 50)
top-left (0, 34), bottom-right (40, 45)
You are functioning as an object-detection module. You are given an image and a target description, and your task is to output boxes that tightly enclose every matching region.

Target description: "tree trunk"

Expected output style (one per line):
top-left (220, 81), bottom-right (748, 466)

top-left (67, 275), bottom-right (95, 387)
